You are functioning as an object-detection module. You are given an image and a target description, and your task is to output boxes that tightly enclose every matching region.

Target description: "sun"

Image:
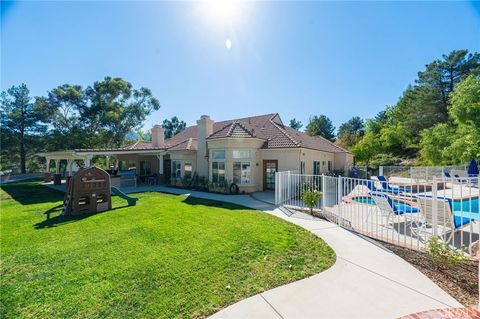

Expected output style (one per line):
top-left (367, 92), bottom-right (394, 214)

top-left (201, 0), bottom-right (244, 25)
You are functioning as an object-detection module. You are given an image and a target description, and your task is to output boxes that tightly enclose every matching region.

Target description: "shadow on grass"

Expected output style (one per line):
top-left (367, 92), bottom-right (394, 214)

top-left (34, 204), bottom-right (131, 229)
top-left (1, 181), bottom-right (63, 205)
top-left (181, 196), bottom-right (247, 210)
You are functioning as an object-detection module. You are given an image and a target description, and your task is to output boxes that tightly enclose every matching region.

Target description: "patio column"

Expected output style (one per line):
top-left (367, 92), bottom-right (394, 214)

top-left (45, 158), bottom-right (51, 172)
top-left (44, 158), bottom-right (52, 182)
top-left (67, 159), bottom-right (74, 176)
top-left (106, 156), bottom-right (110, 169)
top-left (55, 160), bottom-right (60, 174)
top-left (84, 155), bottom-right (93, 167)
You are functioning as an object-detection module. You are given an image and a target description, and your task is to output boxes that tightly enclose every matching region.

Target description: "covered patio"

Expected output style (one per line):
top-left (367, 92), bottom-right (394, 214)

top-left (37, 148), bottom-right (170, 188)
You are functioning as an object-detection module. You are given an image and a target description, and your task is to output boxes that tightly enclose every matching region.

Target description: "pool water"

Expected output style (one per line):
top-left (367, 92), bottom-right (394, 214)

top-left (353, 196), bottom-right (479, 213)
top-left (452, 197), bottom-right (479, 213)
top-left (353, 197), bottom-right (376, 204)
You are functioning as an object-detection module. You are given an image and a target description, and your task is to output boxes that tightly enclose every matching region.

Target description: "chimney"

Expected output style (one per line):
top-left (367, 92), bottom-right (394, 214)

top-left (196, 115), bottom-right (214, 177)
top-left (151, 124), bottom-right (165, 148)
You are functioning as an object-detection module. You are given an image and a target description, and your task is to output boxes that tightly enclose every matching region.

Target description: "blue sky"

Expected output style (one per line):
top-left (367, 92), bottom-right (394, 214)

top-left (2, 1), bottom-right (480, 132)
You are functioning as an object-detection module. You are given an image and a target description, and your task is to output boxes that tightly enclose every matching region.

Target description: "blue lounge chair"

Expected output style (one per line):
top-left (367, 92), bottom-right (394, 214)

top-left (369, 193), bottom-right (419, 227)
top-left (363, 180), bottom-right (402, 195)
top-left (377, 176), bottom-right (411, 193)
top-left (370, 192), bottom-right (419, 214)
top-left (415, 195), bottom-right (478, 242)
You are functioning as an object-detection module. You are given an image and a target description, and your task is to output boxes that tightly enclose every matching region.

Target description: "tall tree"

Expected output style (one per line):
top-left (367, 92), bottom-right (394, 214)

top-left (82, 77), bottom-right (160, 147)
top-left (35, 84), bottom-right (86, 150)
top-left (417, 50), bottom-right (480, 115)
top-left (162, 116), bottom-right (186, 139)
top-left (337, 116), bottom-right (364, 148)
top-left (305, 115), bottom-right (335, 141)
top-left (1, 84), bottom-right (48, 173)
top-left (288, 118), bottom-right (303, 130)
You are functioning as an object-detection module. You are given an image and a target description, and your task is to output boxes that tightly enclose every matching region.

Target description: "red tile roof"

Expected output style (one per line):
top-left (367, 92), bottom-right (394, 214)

top-left (82, 113), bottom-right (350, 154)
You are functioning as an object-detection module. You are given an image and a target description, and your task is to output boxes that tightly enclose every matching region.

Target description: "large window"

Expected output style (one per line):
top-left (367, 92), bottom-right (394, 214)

top-left (184, 162), bottom-right (192, 179)
top-left (233, 150), bottom-right (250, 159)
top-left (300, 161), bottom-right (305, 174)
top-left (212, 150), bottom-right (226, 159)
top-left (172, 161), bottom-right (182, 179)
top-left (212, 161), bottom-right (226, 183)
top-left (313, 161), bottom-right (321, 175)
top-left (233, 162), bottom-right (251, 184)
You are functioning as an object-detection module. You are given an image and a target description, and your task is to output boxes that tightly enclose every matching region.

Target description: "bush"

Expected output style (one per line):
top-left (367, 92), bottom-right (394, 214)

top-left (426, 236), bottom-right (467, 267)
top-left (301, 190), bottom-right (322, 215)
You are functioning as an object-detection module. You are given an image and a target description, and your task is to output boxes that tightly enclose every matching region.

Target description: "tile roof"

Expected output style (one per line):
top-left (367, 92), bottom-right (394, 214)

top-left (90, 113), bottom-right (350, 154)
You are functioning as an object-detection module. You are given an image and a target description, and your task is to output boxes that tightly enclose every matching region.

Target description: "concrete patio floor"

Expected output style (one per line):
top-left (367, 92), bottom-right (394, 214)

top-left (43, 182), bottom-right (464, 318)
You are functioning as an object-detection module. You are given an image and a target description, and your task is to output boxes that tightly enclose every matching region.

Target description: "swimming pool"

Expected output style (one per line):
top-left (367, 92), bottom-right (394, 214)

top-left (452, 197), bottom-right (479, 213)
top-left (353, 196), bottom-right (479, 213)
top-left (353, 197), bottom-right (376, 204)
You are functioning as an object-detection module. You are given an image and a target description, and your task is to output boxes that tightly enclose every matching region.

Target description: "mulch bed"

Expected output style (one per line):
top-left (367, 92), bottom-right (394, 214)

top-left (379, 241), bottom-right (479, 307)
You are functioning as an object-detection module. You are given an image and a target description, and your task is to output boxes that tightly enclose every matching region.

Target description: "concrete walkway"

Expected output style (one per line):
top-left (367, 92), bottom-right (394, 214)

top-left (148, 187), bottom-right (462, 319)
top-left (44, 183), bottom-right (463, 318)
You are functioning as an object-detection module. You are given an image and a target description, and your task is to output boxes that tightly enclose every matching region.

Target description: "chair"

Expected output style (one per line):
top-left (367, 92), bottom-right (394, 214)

top-left (364, 180), bottom-right (402, 195)
top-left (415, 196), bottom-right (478, 243)
top-left (376, 176), bottom-right (411, 193)
top-left (369, 193), bottom-right (419, 227)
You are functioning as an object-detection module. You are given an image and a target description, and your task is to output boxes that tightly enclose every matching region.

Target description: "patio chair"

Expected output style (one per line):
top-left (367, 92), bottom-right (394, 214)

top-left (363, 180), bottom-right (402, 195)
top-left (376, 176), bottom-right (411, 193)
top-left (369, 193), bottom-right (419, 227)
top-left (414, 196), bottom-right (479, 243)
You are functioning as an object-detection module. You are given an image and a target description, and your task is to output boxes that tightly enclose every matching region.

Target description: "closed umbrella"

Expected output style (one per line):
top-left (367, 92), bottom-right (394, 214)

top-left (467, 158), bottom-right (479, 176)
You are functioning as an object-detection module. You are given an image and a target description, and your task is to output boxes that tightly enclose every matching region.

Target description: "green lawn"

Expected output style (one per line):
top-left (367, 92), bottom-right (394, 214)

top-left (1, 181), bottom-right (335, 318)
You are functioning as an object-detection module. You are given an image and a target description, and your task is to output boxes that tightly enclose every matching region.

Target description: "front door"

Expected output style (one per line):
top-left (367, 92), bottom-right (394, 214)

top-left (263, 160), bottom-right (278, 191)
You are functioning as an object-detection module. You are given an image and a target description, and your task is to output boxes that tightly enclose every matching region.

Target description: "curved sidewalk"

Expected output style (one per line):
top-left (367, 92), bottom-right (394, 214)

top-left (148, 187), bottom-right (463, 318)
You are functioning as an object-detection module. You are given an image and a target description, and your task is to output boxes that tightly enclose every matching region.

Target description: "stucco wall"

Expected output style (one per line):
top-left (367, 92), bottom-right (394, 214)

top-left (334, 152), bottom-right (354, 172)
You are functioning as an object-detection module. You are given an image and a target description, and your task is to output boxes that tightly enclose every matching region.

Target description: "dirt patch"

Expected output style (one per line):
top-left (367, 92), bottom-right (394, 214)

top-left (379, 241), bottom-right (479, 307)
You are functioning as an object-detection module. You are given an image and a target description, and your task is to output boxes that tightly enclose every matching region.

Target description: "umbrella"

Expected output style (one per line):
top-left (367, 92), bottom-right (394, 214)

top-left (467, 158), bottom-right (479, 176)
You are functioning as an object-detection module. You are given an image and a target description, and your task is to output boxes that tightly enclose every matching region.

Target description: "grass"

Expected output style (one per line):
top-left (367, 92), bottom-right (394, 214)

top-left (1, 181), bottom-right (336, 318)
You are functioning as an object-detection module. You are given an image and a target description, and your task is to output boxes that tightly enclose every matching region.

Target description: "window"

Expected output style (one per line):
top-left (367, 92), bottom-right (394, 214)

top-left (300, 161), bottom-right (305, 174)
top-left (212, 150), bottom-right (226, 159)
top-left (212, 161), bottom-right (225, 183)
top-left (328, 161), bottom-right (332, 172)
top-left (233, 150), bottom-right (250, 159)
top-left (233, 162), bottom-right (251, 184)
top-left (184, 162), bottom-right (192, 179)
top-left (313, 161), bottom-right (321, 175)
top-left (172, 161), bottom-right (181, 179)
top-left (139, 161), bottom-right (151, 176)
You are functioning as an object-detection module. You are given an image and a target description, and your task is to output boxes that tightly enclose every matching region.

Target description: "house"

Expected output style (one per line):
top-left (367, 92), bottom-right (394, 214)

top-left (38, 113), bottom-right (353, 192)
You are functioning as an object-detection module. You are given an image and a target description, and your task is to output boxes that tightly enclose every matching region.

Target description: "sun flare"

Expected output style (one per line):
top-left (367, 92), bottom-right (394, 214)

top-left (201, 0), bottom-right (244, 25)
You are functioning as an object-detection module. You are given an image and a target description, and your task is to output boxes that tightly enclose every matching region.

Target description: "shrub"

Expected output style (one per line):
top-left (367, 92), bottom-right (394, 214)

top-left (301, 190), bottom-right (322, 215)
top-left (426, 236), bottom-right (467, 267)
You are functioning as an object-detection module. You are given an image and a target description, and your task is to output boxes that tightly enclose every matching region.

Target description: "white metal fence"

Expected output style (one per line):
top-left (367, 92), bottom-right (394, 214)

top-left (276, 171), bottom-right (480, 256)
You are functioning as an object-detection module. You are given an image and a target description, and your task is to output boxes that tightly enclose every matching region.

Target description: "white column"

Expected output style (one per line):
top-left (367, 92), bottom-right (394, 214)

top-left (67, 160), bottom-right (74, 176)
top-left (106, 156), bottom-right (110, 169)
top-left (55, 159), bottom-right (60, 174)
top-left (84, 155), bottom-right (92, 167)
top-left (45, 158), bottom-right (51, 173)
